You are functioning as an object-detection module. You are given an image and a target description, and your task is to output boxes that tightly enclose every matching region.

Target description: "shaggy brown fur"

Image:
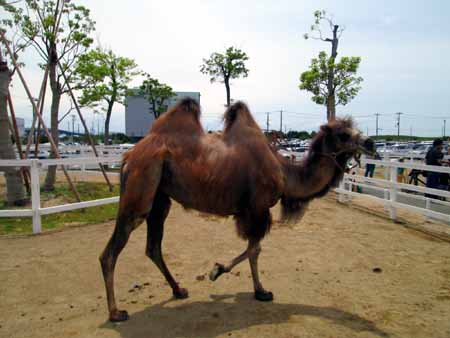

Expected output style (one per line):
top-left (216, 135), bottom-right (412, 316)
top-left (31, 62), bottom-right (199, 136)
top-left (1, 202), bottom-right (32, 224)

top-left (100, 98), bottom-right (374, 322)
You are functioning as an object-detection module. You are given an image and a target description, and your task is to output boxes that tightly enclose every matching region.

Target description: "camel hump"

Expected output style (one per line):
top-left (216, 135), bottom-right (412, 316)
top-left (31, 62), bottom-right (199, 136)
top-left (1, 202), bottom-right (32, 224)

top-left (224, 101), bottom-right (259, 131)
top-left (169, 97), bottom-right (201, 121)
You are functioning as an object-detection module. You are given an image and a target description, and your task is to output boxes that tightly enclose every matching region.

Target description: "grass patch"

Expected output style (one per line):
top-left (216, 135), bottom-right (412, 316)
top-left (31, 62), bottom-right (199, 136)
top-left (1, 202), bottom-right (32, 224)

top-left (0, 182), bottom-right (119, 235)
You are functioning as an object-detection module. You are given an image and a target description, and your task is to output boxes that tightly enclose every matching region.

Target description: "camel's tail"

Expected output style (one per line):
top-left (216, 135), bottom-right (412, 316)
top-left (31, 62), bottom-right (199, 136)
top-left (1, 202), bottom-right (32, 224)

top-left (119, 158), bottom-right (128, 195)
top-left (223, 101), bottom-right (260, 131)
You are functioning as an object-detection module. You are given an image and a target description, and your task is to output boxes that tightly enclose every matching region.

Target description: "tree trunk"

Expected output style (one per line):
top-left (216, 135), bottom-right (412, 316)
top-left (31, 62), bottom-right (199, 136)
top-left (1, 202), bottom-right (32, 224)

top-left (326, 94), bottom-right (336, 121)
top-left (104, 102), bottom-right (114, 145)
top-left (0, 62), bottom-right (26, 206)
top-left (225, 78), bottom-right (231, 107)
top-left (326, 25), bottom-right (339, 122)
top-left (44, 52), bottom-right (61, 191)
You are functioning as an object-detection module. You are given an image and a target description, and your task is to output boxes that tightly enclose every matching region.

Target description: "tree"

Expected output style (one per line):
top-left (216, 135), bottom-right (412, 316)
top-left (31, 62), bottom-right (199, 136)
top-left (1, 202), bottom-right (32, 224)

top-left (18, 0), bottom-right (94, 190)
top-left (73, 48), bottom-right (139, 145)
top-left (0, 0), bottom-right (30, 205)
top-left (139, 74), bottom-right (175, 119)
top-left (286, 130), bottom-right (311, 140)
top-left (299, 51), bottom-right (363, 119)
top-left (302, 10), bottom-right (361, 121)
top-left (200, 46), bottom-right (249, 107)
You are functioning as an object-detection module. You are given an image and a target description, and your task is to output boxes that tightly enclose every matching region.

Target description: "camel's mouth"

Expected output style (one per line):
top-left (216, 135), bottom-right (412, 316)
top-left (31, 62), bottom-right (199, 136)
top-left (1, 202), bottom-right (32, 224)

top-left (352, 137), bottom-right (376, 167)
top-left (358, 137), bottom-right (376, 156)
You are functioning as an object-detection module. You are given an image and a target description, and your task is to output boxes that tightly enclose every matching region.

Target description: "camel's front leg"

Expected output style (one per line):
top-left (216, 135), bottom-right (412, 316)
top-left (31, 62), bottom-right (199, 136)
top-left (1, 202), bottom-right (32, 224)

top-left (208, 239), bottom-right (273, 301)
top-left (248, 240), bottom-right (273, 301)
top-left (209, 245), bottom-right (250, 281)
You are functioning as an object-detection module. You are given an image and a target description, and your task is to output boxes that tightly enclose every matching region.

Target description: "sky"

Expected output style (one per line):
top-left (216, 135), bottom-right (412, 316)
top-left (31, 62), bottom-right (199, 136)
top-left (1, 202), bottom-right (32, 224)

top-left (7, 0), bottom-right (450, 137)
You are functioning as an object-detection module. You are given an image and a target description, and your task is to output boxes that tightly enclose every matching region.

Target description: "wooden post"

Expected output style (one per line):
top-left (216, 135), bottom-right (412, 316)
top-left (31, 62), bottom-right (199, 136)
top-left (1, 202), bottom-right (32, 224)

top-left (389, 166), bottom-right (397, 220)
top-left (24, 66), bottom-right (48, 158)
top-left (0, 30), bottom-right (81, 202)
top-left (30, 159), bottom-right (42, 234)
top-left (6, 93), bottom-right (31, 193)
top-left (57, 63), bottom-right (113, 191)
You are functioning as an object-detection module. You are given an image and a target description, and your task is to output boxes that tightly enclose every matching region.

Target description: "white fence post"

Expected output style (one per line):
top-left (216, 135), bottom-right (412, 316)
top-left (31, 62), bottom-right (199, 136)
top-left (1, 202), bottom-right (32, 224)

top-left (30, 159), bottom-right (42, 234)
top-left (338, 178), bottom-right (345, 203)
top-left (384, 151), bottom-right (390, 180)
top-left (389, 166), bottom-right (397, 220)
top-left (425, 198), bottom-right (431, 221)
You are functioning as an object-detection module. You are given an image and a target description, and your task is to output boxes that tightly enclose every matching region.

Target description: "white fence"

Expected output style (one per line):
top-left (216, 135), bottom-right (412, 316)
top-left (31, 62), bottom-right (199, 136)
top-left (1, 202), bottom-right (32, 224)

top-left (0, 156), bottom-right (122, 233)
top-left (2, 151), bottom-right (450, 234)
top-left (336, 158), bottom-right (450, 223)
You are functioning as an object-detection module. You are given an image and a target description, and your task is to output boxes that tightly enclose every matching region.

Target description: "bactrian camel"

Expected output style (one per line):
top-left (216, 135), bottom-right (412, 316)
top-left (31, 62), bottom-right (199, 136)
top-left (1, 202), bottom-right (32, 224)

top-left (100, 98), bottom-right (375, 321)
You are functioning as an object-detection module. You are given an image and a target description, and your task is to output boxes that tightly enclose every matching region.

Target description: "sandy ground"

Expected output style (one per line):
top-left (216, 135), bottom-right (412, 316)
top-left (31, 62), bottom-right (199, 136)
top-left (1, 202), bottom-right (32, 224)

top-left (1, 196), bottom-right (450, 338)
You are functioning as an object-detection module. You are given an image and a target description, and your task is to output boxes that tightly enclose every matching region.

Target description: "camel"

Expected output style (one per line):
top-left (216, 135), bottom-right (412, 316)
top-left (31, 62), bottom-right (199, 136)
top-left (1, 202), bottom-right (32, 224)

top-left (100, 98), bottom-right (375, 322)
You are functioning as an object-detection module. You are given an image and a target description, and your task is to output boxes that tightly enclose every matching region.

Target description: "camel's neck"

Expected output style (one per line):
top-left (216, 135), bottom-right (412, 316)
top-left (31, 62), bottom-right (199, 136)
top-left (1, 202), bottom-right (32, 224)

top-left (282, 151), bottom-right (345, 202)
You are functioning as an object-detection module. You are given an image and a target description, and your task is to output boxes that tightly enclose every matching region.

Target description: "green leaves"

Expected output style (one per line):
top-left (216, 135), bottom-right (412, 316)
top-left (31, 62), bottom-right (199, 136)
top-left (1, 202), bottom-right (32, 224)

top-left (139, 74), bottom-right (175, 119)
top-left (73, 48), bottom-right (139, 109)
top-left (200, 46), bottom-right (249, 83)
top-left (16, 0), bottom-right (95, 63)
top-left (299, 51), bottom-right (363, 107)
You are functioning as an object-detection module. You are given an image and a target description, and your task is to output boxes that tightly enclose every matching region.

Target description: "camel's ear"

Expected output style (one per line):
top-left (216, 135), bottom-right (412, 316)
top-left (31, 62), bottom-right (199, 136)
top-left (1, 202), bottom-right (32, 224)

top-left (320, 125), bottom-right (332, 134)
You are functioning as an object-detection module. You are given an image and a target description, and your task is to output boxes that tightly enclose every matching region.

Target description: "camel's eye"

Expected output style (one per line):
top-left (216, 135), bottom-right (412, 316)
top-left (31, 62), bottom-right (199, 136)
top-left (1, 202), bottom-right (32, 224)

top-left (338, 133), bottom-right (351, 142)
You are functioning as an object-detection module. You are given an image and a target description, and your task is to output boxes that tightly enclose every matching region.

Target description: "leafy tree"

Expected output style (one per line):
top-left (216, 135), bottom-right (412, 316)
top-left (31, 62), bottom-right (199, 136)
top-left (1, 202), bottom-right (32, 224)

top-left (302, 10), bottom-right (362, 121)
top-left (299, 51), bottom-right (363, 119)
top-left (0, 1), bottom-right (31, 205)
top-left (286, 130), bottom-right (311, 140)
top-left (73, 48), bottom-right (139, 145)
top-left (139, 74), bottom-right (175, 119)
top-left (17, 0), bottom-right (95, 190)
top-left (200, 46), bottom-right (249, 107)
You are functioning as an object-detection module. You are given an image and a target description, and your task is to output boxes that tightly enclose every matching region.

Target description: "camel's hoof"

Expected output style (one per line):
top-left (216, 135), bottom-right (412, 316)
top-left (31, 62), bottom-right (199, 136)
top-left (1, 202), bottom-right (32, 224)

top-left (254, 290), bottom-right (274, 302)
top-left (173, 287), bottom-right (189, 299)
top-left (209, 263), bottom-right (226, 281)
top-left (109, 309), bottom-right (129, 322)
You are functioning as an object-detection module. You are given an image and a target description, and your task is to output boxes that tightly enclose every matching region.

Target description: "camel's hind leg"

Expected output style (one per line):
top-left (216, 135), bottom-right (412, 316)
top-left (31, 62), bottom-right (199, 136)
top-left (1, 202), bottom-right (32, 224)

top-left (146, 191), bottom-right (188, 299)
top-left (99, 214), bottom-right (141, 322)
top-left (100, 161), bottom-right (163, 322)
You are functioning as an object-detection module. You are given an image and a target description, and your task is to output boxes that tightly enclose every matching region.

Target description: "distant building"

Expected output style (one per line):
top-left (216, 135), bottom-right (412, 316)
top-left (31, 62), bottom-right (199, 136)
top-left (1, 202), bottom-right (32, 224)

top-left (9, 117), bottom-right (25, 136)
top-left (125, 91), bottom-right (201, 138)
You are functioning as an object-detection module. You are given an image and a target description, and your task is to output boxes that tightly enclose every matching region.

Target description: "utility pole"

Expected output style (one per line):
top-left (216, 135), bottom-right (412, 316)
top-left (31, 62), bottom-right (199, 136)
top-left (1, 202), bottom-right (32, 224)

top-left (444, 119), bottom-right (446, 138)
top-left (366, 127), bottom-right (369, 136)
top-left (375, 113), bottom-right (381, 137)
top-left (266, 112), bottom-right (270, 133)
top-left (279, 109), bottom-right (283, 133)
top-left (396, 112), bottom-right (403, 137)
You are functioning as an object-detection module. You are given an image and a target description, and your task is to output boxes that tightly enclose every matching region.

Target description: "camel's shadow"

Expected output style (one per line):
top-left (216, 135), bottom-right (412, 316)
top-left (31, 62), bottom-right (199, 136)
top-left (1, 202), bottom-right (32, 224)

top-left (100, 293), bottom-right (389, 338)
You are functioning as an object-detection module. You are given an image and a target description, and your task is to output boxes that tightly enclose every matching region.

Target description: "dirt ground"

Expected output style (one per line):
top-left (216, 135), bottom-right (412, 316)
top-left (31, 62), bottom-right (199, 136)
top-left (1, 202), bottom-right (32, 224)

top-left (1, 196), bottom-right (450, 338)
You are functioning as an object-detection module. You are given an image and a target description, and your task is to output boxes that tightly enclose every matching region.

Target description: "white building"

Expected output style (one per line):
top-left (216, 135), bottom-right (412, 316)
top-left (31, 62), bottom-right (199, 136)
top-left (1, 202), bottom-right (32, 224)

top-left (9, 117), bottom-right (25, 136)
top-left (125, 91), bottom-right (201, 138)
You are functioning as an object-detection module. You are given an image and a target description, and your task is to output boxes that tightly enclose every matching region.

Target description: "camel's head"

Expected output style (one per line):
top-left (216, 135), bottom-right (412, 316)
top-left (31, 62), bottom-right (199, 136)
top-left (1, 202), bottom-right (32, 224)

top-left (316, 118), bottom-right (376, 163)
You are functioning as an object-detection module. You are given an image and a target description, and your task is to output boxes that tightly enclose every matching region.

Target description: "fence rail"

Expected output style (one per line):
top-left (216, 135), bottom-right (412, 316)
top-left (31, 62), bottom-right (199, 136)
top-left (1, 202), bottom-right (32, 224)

top-left (0, 156), bottom-right (122, 233)
top-left (336, 157), bottom-right (450, 223)
top-left (2, 152), bottom-right (450, 234)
